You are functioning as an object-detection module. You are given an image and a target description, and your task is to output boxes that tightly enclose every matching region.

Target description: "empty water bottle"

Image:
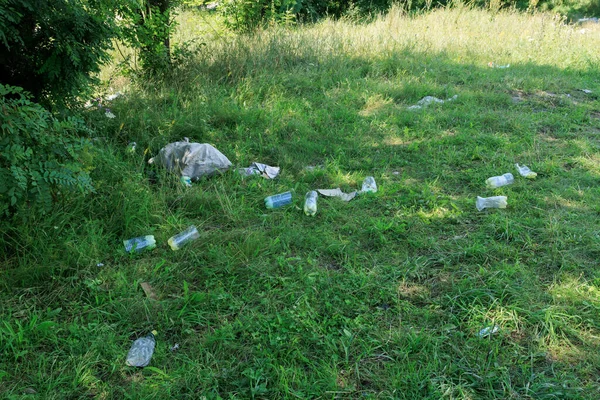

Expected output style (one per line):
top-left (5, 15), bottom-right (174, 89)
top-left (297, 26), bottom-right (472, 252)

top-left (304, 191), bottom-right (318, 216)
top-left (264, 191), bottom-right (292, 209)
top-left (126, 330), bottom-right (157, 367)
top-left (168, 225), bottom-right (199, 250)
top-left (515, 163), bottom-right (537, 178)
top-left (486, 173), bottom-right (514, 188)
top-left (361, 176), bottom-right (377, 193)
top-left (476, 196), bottom-right (507, 211)
top-left (123, 235), bottom-right (156, 253)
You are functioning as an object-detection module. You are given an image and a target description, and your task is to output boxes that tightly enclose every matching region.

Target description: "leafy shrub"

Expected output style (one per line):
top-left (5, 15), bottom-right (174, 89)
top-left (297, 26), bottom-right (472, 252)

top-left (0, 0), bottom-right (117, 108)
top-left (0, 85), bottom-right (94, 216)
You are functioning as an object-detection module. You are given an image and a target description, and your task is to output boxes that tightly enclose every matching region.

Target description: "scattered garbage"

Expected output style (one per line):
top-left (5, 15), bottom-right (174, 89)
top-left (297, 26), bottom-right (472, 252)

top-left (105, 92), bottom-right (123, 101)
top-left (515, 163), bottom-right (537, 178)
top-left (317, 188), bottom-right (357, 202)
top-left (486, 173), bottom-right (514, 188)
top-left (126, 330), bottom-right (157, 367)
top-left (124, 235), bottom-right (156, 253)
top-left (105, 109), bottom-right (116, 119)
top-left (407, 95), bottom-right (457, 110)
top-left (180, 176), bottom-right (192, 187)
top-left (304, 191), bottom-right (318, 216)
top-left (304, 165), bottom-right (323, 172)
top-left (237, 162), bottom-right (280, 179)
top-left (360, 176), bottom-right (378, 193)
top-left (97, 262), bottom-right (105, 267)
top-left (265, 191), bottom-right (293, 209)
top-left (477, 325), bottom-right (499, 338)
top-left (168, 225), bottom-right (200, 251)
top-left (581, 89), bottom-right (593, 94)
top-left (476, 196), bottom-right (507, 211)
top-left (149, 139), bottom-right (232, 181)
top-left (488, 62), bottom-right (510, 69)
top-left (140, 282), bottom-right (158, 300)
top-left (23, 388), bottom-right (37, 395)
top-left (127, 142), bottom-right (137, 153)
top-left (170, 343), bottom-right (180, 352)
top-left (577, 17), bottom-right (599, 24)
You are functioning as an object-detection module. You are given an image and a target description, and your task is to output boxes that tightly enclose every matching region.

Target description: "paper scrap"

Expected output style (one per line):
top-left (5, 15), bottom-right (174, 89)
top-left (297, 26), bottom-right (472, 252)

top-left (238, 162), bottom-right (280, 179)
top-left (317, 188), bottom-right (357, 202)
top-left (140, 282), bottom-right (158, 300)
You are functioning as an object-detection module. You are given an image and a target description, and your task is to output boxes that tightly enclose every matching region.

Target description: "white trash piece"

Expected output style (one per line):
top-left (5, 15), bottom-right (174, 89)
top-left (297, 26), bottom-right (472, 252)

top-left (477, 325), bottom-right (499, 338)
top-left (360, 176), bottom-right (377, 193)
top-left (515, 163), bottom-right (537, 179)
top-left (149, 138), bottom-right (232, 180)
top-left (126, 331), bottom-right (157, 367)
top-left (304, 191), bottom-right (318, 216)
top-left (486, 173), bottom-right (514, 188)
top-left (237, 162), bottom-right (280, 179)
top-left (317, 188), bottom-right (357, 202)
top-left (476, 196), bottom-right (507, 211)
top-left (407, 95), bottom-right (457, 110)
top-left (168, 225), bottom-right (200, 250)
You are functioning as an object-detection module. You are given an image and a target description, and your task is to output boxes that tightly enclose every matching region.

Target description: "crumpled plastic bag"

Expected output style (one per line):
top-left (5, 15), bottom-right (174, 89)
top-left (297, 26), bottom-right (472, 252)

top-left (407, 95), bottom-right (457, 110)
top-left (317, 188), bottom-right (357, 202)
top-left (237, 162), bottom-right (280, 179)
top-left (149, 138), bottom-right (232, 180)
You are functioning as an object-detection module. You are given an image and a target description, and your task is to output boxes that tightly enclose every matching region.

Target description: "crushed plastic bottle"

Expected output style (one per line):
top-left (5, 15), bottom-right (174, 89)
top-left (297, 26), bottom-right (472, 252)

top-left (180, 176), bottom-right (192, 187)
top-left (304, 191), bottom-right (318, 216)
top-left (486, 173), bottom-right (514, 188)
top-left (477, 325), bottom-right (499, 337)
top-left (515, 163), bottom-right (537, 178)
top-left (476, 196), bottom-right (507, 211)
top-left (126, 330), bottom-right (157, 367)
top-left (123, 235), bottom-right (156, 253)
top-left (361, 176), bottom-right (377, 193)
top-left (264, 191), bottom-right (292, 209)
top-left (168, 225), bottom-right (199, 250)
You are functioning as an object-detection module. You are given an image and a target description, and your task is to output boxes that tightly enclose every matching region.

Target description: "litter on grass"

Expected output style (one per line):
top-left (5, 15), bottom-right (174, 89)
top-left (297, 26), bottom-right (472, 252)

top-left (515, 163), bottom-right (537, 178)
top-left (105, 109), bottom-right (116, 119)
top-left (317, 188), bottom-right (357, 202)
top-left (581, 89), bottom-right (593, 94)
top-left (140, 282), bottom-right (158, 300)
top-left (304, 191), bottom-right (318, 216)
top-left (126, 331), bottom-right (157, 367)
top-left (486, 173), bottom-right (514, 188)
top-left (237, 162), bottom-right (280, 179)
top-left (168, 226), bottom-right (199, 251)
top-left (488, 62), bottom-right (510, 69)
top-left (407, 95), bottom-right (457, 110)
top-left (124, 235), bottom-right (156, 253)
top-left (478, 325), bottom-right (499, 337)
top-left (360, 176), bottom-right (378, 193)
top-left (105, 92), bottom-right (123, 101)
top-left (149, 138), bottom-right (232, 181)
top-left (127, 142), bottom-right (137, 153)
top-left (170, 343), bottom-right (180, 352)
top-left (265, 191), bottom-right (293, 209)
top-left (476, 196), bottom-right (507, 211)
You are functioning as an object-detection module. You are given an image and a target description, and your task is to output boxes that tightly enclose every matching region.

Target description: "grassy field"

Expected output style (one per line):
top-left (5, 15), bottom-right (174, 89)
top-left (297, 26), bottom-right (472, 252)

top-left (2, 5), bottom-right (600, 399)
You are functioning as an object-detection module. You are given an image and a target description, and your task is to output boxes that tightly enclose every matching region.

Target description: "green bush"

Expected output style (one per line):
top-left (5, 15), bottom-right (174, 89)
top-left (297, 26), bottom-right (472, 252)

top-left (0, 0), bottom-right (116, 108)
top-left (0, 85), bottom-right (94, 217)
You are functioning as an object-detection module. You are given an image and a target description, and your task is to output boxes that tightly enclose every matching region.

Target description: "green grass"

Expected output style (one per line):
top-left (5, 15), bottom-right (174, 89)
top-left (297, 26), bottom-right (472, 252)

top-left (2, 5), bottom-right (600, 399)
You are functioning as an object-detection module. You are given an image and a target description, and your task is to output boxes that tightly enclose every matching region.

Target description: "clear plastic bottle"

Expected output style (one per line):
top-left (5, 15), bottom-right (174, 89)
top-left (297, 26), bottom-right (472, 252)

top-left (515, 163), bottom-right (537, 178)
top-left (123, 235), bottom-right (156, 253)
top-left (264, 191), bottom-right (292, 209)
top-left (476, 196), bottom-right (507, 211)
top-left (126, 330), bottom-right (157, 367)
top-left (361, 176), bottom-right (377, 193)
top-left (485, 173), bottom-right (514, 188)
top-left (304, 191), bottom-right (318, 216)
top-left (168, 225), bottom-right (199, 250)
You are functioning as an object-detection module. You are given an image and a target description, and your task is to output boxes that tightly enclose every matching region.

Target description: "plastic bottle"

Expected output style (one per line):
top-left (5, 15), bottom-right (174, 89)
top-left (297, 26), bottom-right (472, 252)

top-left (485, 173), bottom-right (514, 188)
top-left (123, 235), bottom-right (156, 253)
top-left (304, 191), bottom-right (318, 216)
top-left (126, 330), bottom-right (157, 367)
top-left (168, 225), bottom-right (199, 250)
top-left (515, 163), bottom-right (537, 178)
top-left (476, 196), bottom-right (507, 211)
top-left (264, 191), bottom-right (292, 209)
top-left (361, 176), bottom-right (377, 193)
